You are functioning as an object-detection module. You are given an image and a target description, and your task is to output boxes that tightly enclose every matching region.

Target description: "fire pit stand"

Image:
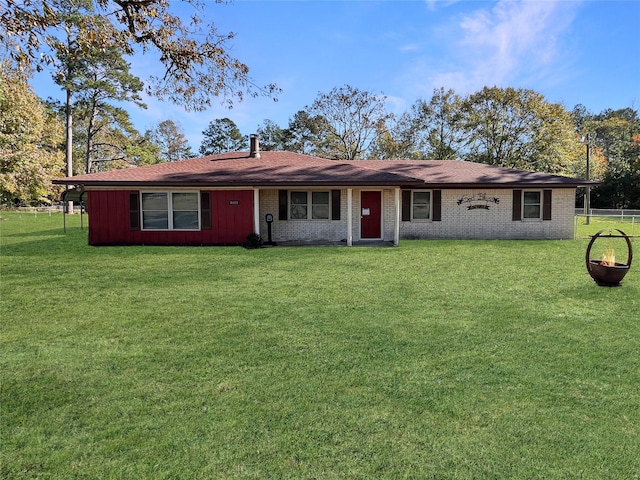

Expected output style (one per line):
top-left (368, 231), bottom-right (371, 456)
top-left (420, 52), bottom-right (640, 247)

top-left (586, 229), bottom-right (633, 287)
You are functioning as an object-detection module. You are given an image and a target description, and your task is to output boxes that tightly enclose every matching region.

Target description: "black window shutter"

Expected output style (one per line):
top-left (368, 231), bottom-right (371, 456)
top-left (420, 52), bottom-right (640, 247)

top-left (129, 192), bottom-right (140, 230)
top-left (512, 190), bottom-right (522, 221)
top-left (278, 190), bottom-right (288, 220)
top-left (331, 190), bottom-right (341, 220)
top-left (200, 191), bottom-right (211, 229)
top-left (402, 190), bottom-right (411, 221)
top-left (432, 190), bottom-right (442, 221)
top-left (543, 190), bottom-right (552, 221)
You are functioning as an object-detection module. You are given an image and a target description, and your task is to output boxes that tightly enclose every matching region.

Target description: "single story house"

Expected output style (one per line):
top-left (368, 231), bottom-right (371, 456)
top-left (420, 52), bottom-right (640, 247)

top-left (53, 136), bottom-right (596, 246)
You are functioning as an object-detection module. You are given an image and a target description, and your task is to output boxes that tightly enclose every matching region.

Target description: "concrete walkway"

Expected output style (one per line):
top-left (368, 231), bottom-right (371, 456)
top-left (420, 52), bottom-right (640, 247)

top-left (274, 240), bottom-right (395, 247)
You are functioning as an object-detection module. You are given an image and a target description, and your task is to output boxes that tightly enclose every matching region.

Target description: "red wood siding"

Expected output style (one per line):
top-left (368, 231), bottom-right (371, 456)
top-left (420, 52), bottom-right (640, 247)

top-left (211, 190), bottom-right (255, 244)
top-left (87, 190), bottom-right (254, 245)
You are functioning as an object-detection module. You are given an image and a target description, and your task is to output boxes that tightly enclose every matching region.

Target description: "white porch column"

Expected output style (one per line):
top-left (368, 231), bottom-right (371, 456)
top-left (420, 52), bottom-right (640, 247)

top-left (253, 188), bottom-right (260, 235)
top-left (347, 188), bottom-right (353, 246)
top-left (394, 188), bottom-right (400, 247)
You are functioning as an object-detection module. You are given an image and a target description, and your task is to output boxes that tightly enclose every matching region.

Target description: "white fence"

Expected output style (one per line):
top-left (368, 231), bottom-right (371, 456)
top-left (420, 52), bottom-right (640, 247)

top-left (574, 211), bottom-right (638, 238)
top-left (575, 208), bottom-right (640, 219)
top-left (2, 206), bottom-right (84, 214)
top-left (4, 206), bottom-right (639, 237)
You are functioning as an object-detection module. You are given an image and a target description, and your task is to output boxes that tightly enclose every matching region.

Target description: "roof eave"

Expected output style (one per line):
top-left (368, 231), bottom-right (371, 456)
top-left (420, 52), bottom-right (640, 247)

top-left (429, 181), bottom-right (599, 189)
top-left (53, 179), bottom-right (600, 189)
top-left (53, 180), bottom-right (414, 188)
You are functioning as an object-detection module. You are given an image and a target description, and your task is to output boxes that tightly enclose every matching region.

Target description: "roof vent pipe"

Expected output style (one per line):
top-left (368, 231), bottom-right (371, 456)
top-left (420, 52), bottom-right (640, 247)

top-left (250, 134), bottom-right (260, 158)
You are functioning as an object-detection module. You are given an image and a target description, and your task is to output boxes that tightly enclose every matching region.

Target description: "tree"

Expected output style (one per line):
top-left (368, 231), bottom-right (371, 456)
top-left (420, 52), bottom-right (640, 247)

top-left (25, 0), bottom-right (145, 207)
top-left (148, 119), bottom-right (193, 162)
top-left (1, 0), bottom-right (280, 111)
top-left (199, 118), bottom-right (246, 156)
top-left (592, 108), bottom-right (639, 171)
top-left (528, 102), bottom-right (604, 176)
top-left (68, 46), bottom-right (146, 173)
top-left (461, 86), bottom-right (586, 174)
top-left (411, 87), bottom-right (466, 160)
top-left (462, 86), bottom-right (539, 168)
top-left (256, 119), bottom-right (293, 151)
top-left (306, 85), bottom-right (394, 160)
top-left (591, 163), bottom-right (640, 209)
top-left (580, 107), bottom-right (640, 208)
top-left (0, 63), bottom-right (64, 205)
top-left (46, 0), bottom-right (96, 211)
top-left (370, 112), bottom-right (423, 160)
top-left (2, 0), bottom-right (278, 210)
top-left (286, 110), bottom-right (330, 156)
top-left (73, 106), bottom-right (159, 171)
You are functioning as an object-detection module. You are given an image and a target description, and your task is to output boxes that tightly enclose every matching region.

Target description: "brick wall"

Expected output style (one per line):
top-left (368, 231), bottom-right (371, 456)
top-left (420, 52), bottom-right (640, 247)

top-left (259, 189), bottom-right (349, 243)
top-left (259, 187), bottom-right (576, 242)
top-left (400, 188), bottom-right (576, 240)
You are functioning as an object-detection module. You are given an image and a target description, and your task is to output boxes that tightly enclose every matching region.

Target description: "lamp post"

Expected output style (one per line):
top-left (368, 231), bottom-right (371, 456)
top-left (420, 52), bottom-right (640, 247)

top-left (585, 133), bottom-right (591, 225)
top-left (581, 133), bottom-right (592, 225)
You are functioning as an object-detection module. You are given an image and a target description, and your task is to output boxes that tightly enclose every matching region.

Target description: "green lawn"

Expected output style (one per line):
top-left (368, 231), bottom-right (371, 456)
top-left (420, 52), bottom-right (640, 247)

top-left (1, 212), bottom-right (638, 479)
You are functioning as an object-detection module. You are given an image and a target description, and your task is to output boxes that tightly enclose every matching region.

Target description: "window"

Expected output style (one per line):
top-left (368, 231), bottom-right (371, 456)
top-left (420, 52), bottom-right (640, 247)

top-left (290, 191), bottom-right (330, 220)
top-left (171, 192), bottom-right (199, 229)
top-left (142, 192), bottom-right (169, 229)
top-left (412, 191), bottom-right (431, 220)
top-left (290, 191), bottom-right (308, 219)
top-left (402, 189), bottom-right (441, 222)
top-left (523, 191), bottom-right (541, 219)
top-left (513, 190), bottom-right (551, 221)
top-left (312, 191), bottom-right (330, 219)
top-left (141, 192), bottom-right (200, 230)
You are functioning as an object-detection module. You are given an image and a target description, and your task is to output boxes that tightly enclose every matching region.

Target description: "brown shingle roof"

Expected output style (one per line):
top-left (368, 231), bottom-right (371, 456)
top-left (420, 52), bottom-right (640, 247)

top-left (347, 160), bottom-right (595, 188)
top-left (53, 151), bottom-right (594, 188)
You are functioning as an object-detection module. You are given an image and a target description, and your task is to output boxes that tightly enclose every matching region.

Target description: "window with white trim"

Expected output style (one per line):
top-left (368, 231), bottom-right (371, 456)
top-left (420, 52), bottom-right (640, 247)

top-left (523, 191), bottom-right (542, 219)
top-left (141, 192), bottom-right (200, 230)
top-left (290, 191), bottom-right (330, 220)
top-left (412, 191), bottom-right (431, 220)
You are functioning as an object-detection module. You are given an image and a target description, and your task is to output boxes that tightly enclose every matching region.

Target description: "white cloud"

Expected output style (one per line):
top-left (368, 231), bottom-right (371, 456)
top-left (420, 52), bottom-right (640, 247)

top-left (458, 0), bottom-right (578, 85)
top-left (407, 0), bottom-right (581, 98)
top-left (399, 43), bottom-right (423, 53)
top-left (425, 0), bottom-right (465, 11)
top-left (384, 95), bottom-right (409, 117)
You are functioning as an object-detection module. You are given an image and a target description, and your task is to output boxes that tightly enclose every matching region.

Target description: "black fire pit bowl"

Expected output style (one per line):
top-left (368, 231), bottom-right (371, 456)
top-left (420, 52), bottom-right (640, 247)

top-left (586, 229), bottom-right (633, 287)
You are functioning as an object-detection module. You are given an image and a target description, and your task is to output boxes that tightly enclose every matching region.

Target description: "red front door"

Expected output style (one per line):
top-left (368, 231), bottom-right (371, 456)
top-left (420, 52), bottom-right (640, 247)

top-left (361, 191), bottom-right (382, 239)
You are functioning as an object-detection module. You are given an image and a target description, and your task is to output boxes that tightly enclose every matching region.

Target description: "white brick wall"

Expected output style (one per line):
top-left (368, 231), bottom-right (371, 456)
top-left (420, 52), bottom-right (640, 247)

top-left (258, 187), bottom-right (576, 242)
top-left (400, 189), bottom-right (575, 240)
top-left (259, 189), bottom-right (349, 243)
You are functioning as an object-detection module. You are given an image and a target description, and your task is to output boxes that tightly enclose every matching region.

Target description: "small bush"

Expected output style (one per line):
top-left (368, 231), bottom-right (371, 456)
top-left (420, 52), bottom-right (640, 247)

top-left (245, 232), bottom-right (262, 249)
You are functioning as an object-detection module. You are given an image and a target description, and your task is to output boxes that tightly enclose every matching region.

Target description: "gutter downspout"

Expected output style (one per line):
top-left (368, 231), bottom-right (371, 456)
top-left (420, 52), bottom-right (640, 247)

top-left (394, 188), bottom-right (400, 247)
top-left (253, 188), bottom-right (260, 235)
top-left (347, 188), bottom-right (353, 246)
top-left (250, 134), bottom-right (261, 236)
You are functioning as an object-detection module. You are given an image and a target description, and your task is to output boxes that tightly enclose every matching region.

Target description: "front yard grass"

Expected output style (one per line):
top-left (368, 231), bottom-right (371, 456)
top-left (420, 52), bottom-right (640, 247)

top-left (1, 212), bottom-right (638, 478)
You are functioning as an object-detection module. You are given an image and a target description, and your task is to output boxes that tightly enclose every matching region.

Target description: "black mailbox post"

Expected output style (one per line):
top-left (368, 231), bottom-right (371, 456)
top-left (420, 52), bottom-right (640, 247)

top-left (264, 213), bottom-right (276, 246)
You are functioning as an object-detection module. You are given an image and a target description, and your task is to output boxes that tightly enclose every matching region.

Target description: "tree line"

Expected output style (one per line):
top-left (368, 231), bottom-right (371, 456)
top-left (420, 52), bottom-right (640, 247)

top-left (2, 63), bottom-right (638, 209)
top-left (1, 1), bottom-right (638, 208)
top-left (199, 85), bottom-right (639, 209)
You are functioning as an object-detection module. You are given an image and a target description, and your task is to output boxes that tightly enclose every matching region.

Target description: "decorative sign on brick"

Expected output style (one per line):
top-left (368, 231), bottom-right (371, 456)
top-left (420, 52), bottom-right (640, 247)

top-left (457, 193), bottom-right (500, 210)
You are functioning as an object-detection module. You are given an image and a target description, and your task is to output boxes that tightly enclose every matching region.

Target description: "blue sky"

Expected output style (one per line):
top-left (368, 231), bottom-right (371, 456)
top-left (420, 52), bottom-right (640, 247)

top-left (30, 0), bottom-right (640, 151)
